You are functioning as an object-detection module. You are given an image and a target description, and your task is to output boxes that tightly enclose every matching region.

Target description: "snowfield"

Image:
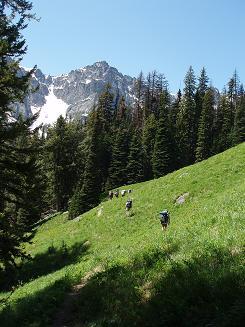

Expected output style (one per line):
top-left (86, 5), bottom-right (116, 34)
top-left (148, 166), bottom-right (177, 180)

top-left (31, 85), bottom-right (68, 128)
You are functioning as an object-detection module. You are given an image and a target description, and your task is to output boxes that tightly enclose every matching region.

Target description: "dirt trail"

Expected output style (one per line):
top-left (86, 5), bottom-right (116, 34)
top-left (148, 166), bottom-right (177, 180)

top-left (52, 266), bottom-right (103, 327)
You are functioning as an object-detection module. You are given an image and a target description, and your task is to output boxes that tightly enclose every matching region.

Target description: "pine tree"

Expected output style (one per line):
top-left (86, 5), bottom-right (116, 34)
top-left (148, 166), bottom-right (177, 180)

top-left (169, 89), bottom-right (181, 168)
top-left (220, 93), bottom-right (233, 151)
top-left (0, 0), bottom-right (41, 272)
top-left (233, 85), bottom-right (245, 145)
top-left (107, 98), bottom-right (130, 189)
top-left (68, 112), bottom-right (101, 219)
top-left (126, 128), bottom-right (145, 184)
top-left (45, 116), bottom-right (84, 211)
top-left (195, 88), bottom-right (215, 162)
top-left (142, 113), bottom-right (157, 180)
top-left (95, 84), bottom-right (114, 190)
top-left (152, 91), bottom-right (173, 178)
top-left (177, 66), bottom-right (196, 166)
top-left (212, 91), bottom-right (223, 154)
top-left (134, 72), bottom-right (145, 127)
top-left (143, 72), bottom-right (168, 120)
top-left (227, 71), bottom-right (240, 126)
top-left (169, 89), bottom-right (181, 133)
top-left (195, 68), bottom-right (209, 144)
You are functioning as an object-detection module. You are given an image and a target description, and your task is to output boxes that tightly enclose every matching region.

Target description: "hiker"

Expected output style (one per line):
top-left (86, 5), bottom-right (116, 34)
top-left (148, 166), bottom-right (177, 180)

top-left (121, 189), bottom-right (127, 197)
top-left (114, 190), bottom-right (119, 198)
top-left (125, 199), bottom-right (133, 211)
top-left (159, 210), bottom-right (170, 231)
top-left (128, 189), bottom-right (132, 193)
top-left (108, 191), bottom-right (113, 200)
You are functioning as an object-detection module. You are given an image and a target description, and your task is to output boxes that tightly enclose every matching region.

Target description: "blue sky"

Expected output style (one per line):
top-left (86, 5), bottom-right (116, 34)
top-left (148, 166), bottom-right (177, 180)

top-left (22, 0), bottom-right (245, 92)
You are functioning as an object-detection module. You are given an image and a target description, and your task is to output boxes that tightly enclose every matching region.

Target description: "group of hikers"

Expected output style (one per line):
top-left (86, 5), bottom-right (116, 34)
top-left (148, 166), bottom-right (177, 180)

top-left (108, 189), bottom-right (133, 212)
top-left (108, 189), bottom-right (170, 232)
top-left (108, 189), bottom-right (132, 200)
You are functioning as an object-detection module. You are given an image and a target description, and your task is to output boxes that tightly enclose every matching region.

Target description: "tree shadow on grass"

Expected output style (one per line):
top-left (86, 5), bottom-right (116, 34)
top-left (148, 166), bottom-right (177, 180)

top-left (0, 245), bottom-right (244, 327)
top-left (0, 245), bottom-right (177, 327)
top-left (0, 277), bottom-right (72, 327)
top-left (31, 211), bottom-right (60, 229)
top-left (0, 240), bottom-right (90, 291)
top-left (65, 246), bottom-right (244, 327)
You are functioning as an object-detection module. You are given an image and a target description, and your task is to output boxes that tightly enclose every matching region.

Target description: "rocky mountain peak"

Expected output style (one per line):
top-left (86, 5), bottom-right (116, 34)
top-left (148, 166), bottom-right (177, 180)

top-left (17, 61), bottom-right (136, 127)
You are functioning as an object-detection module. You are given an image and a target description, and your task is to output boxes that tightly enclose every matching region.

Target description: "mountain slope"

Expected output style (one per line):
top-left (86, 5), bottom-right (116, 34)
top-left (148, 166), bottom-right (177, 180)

top-left (17, 61), bottom-right (135, 126)
top-left (0, 143), bottom-right (244, 326)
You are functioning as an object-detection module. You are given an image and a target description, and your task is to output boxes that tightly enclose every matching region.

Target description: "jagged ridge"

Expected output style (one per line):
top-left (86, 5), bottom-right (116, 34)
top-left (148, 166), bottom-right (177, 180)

top-left (17, 61), bottom-right (135, 126)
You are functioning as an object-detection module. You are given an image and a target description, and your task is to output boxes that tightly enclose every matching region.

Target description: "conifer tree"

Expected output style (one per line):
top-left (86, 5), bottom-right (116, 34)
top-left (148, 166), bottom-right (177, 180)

top-left (220, 93), bottom-right (233, 151)
top-left (195, 68), bottom-right (209, 142)
top-left (126, 128), bottom-right (145, 184)
top-left (45, 116), bottom-right (84, 211)
top-left (0, 0), bottom-right (41, 271)
top-left (134, 72), bottom-right (145, 127)
top-left (107, 98), bottom-right (130, 189)
top-left (142, 113), bottom-right (157, 180)
top-left (69, 139), bottom-right (101, 218)
top-left (68, 112), bottom-right (101, 219)
top-left (169, 89), bottom-right (181, 168)
top-left (233, 85), bottom-right (245, 145)
top-left (227, 71), bottom-right (240, 125)
top-left (212, 93), bottom-right (225, 154)
top-left (177, 66), bottom-right (196, 166)
top-left (195, 88), bottom-right (215, 162)
top-left (95, 84), bottom-right (114, 190)
top-left (152, 91), bottom-right (173, 178)
top-left (169, 89), bottom-right (181, 133)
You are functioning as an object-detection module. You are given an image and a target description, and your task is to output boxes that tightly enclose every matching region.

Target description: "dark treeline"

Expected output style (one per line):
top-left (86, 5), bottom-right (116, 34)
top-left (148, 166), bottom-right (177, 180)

top-left (42, 68), bottom-right (245, 220)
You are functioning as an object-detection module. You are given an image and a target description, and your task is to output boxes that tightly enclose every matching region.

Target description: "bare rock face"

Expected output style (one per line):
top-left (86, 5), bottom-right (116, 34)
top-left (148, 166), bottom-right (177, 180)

top-left (17, 61), bottom-right (135, 125)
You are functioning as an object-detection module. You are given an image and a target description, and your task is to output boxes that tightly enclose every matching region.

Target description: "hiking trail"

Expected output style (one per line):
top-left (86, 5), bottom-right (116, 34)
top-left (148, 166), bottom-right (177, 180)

top-left (52, 265), bottom-right (103, 327)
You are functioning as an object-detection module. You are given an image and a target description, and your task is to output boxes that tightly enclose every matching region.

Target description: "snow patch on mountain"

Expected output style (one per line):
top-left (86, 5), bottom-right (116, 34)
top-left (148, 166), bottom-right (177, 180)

top-left (17, 61), bottom-right (136, 124)
top-left (32, 85), bottom-right (68, 128)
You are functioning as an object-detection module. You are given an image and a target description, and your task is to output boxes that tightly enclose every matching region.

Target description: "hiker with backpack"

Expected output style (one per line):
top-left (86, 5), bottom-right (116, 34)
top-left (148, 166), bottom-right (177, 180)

top-left (125, 199), bottom-right (132, 212)
top-left (121, 189), bottom-right (127, 197)
top-left (159, 210), bottom-right (170, 231)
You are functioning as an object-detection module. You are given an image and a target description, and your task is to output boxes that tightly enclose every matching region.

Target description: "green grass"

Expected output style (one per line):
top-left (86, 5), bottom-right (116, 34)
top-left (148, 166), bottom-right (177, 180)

top-left (0, 143), bottom-right (244, 326)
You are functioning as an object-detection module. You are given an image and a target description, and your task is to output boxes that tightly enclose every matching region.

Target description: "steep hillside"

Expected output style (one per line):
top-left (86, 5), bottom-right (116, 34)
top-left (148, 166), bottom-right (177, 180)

top-left (0, 144), bottom-right (244, 326)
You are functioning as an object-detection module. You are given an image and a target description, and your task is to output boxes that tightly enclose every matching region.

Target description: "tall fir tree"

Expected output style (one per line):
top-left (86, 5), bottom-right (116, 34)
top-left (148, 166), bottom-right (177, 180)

top-left (195, 68), bottom-right (209, 143)
top-left (220, 92), bottom-right (233, 151)
top-left (227, 71), bottom-right (240, 125)
top-left (0, 0), bottom-right (42, 272)
top-left (69, 111), bottom-right (101, 219)
top-left (177, 66), bottom-right (197, 166)
top-left (126, 128), bottom-right (145, 184)
top-left (95, 84), bottom-right (114, 190)
top-left (152, 91), bottom-right (173, 178)
top-left (107, 97), bottom-right (130, 189)
top-left (142, 113), bottom-right (157, 180)
top-left (133, 72), bottom-right (145, 128)
top-left (195, 88), bottom-right (215, 162)
top-left (233, 85), bottom-right (245, 145)
top-left (169, 89), bottom-right (181, 168)
top-left (45, 116), bottom-right (84, 211)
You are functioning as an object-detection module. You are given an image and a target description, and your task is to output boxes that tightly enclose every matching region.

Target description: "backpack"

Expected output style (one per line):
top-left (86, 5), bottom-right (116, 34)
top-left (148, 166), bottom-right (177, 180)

top-left (160, 210), bottom-right (169, 224)
top-left (126, 200), bottom-right (132, 209)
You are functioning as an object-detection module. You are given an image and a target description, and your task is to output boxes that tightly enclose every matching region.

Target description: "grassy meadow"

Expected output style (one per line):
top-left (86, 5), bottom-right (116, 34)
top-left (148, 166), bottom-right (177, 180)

top-left (0, 143), bottom-right (244, 326)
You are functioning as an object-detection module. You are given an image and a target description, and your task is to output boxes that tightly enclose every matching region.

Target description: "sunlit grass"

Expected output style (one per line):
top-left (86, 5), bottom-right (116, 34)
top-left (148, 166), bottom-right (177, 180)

top-left (0, 143), bottom-right (244, 326)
